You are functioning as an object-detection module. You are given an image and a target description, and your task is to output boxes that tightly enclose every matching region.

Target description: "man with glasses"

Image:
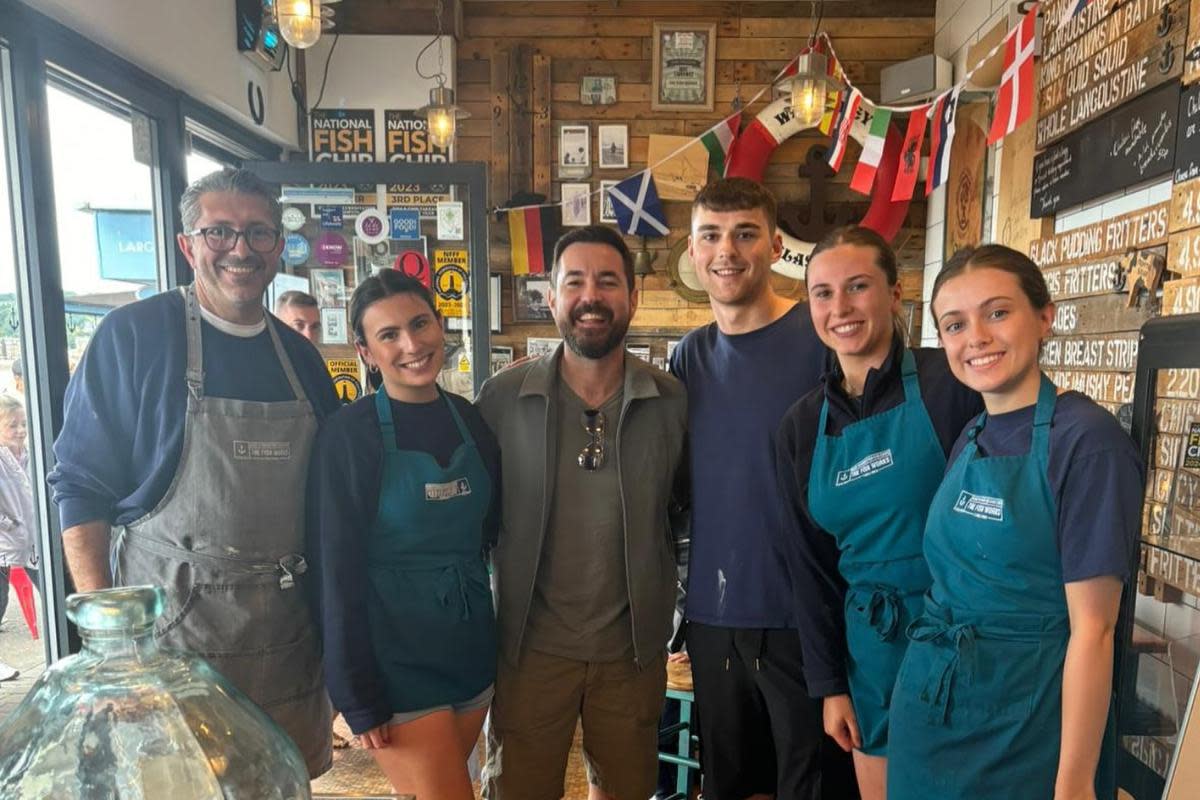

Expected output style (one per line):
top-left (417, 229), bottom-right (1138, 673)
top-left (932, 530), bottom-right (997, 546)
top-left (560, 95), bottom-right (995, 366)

top-left (49, 168), bottom-right (339, 777)
top-left (476, 225), bottom-right (687, 800)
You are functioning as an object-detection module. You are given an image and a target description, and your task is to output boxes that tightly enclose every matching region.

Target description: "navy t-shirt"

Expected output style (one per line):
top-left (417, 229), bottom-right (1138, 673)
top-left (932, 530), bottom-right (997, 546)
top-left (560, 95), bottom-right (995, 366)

top-left (669, 302), bottom-right (826, 628)
top-left (948, 391), bottom-right (1143, 582)
top-left (49, 289), bottom-right (340, 530)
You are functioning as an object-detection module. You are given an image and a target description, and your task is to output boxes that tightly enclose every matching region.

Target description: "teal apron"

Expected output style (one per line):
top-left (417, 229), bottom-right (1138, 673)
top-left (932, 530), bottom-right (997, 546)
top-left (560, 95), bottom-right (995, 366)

top-left (807, 348), bottom-right (941, 755)
top-left (887, 376), bottom-right (1116, 798)
top-left (366, 388), bottom-right (497, 713)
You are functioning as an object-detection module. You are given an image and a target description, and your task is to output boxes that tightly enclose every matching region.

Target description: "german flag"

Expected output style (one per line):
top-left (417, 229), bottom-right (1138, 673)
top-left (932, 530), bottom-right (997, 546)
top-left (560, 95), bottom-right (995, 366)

top-left (507, 199), bottom-right (559, 275)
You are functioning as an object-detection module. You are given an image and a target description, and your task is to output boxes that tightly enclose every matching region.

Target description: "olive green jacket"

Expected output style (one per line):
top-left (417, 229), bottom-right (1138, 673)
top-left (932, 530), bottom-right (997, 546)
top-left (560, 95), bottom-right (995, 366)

top-left (476, 344), bottom-right (687, 667)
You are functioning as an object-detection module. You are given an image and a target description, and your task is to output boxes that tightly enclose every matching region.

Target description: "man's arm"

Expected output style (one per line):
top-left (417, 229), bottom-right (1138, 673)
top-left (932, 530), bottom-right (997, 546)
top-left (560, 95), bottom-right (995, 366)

top-left (63, 520), bottom-right (113, 591)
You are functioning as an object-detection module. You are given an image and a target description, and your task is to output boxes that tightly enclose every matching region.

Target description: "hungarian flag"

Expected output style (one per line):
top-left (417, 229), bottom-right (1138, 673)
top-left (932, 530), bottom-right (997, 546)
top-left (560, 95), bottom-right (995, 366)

top-left (988, 7), bottom-right (1038, 145)
top-left (1059, 0), bottom-right (1091, 26)
top-left (827, 88), bottom-right (863, 172)
top-left (891, 105), bottom-right (929, 202)
top-left (507, 202), bottom-right (559, 275)
top-left (701, 114), bottom-right (741, 176)
top-left (927, 87), bottom-right (961, 195)
top-left (850, 105), bottom-right (893, 194)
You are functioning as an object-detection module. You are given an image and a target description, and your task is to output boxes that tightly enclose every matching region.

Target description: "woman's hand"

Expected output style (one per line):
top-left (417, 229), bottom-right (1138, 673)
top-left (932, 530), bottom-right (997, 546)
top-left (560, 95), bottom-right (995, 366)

top-left (823, 694), bottom-right (861, 752)
top-left (667, 651), bottom-right (690, 664)
top-left (357, 723), bottom-right (391, 749)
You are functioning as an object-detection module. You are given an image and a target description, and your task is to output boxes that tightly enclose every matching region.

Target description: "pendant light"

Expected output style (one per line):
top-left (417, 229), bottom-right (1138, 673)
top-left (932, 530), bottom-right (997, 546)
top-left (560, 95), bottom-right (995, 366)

top-left (781, 2), bottom-right (831, 129)
top-left (416, 0), bottom-right (469, 150)
top-left (276, 0), bottom-right (323, 49)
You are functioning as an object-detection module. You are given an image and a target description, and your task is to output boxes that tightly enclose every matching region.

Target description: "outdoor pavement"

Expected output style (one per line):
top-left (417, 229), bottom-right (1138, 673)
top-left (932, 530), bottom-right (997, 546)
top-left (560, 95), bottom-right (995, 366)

top-left (0, 594), bottom-right (48, 723)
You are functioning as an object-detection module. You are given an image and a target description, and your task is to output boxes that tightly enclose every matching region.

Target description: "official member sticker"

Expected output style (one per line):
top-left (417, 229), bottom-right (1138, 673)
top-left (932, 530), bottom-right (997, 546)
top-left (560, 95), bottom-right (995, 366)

top-left (281, 207), bottom-right (306, 231)
top-left (1185, 421), bottom-right (1200, 469)
top-left (355, 208), bottom-right (389, 245)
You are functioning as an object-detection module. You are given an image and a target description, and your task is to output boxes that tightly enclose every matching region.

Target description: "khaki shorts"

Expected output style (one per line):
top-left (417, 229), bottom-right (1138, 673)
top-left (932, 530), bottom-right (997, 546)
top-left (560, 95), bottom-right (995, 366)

top-left (482, 649), bottom-right (667, 800)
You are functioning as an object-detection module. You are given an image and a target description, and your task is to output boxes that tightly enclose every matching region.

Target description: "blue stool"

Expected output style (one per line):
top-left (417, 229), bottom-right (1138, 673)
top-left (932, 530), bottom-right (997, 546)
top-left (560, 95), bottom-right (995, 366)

top-left (657, 660), bottom-right (700, 800)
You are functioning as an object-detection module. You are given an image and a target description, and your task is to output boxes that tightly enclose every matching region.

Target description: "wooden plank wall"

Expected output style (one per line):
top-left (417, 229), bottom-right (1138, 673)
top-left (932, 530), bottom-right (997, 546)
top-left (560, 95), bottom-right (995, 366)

top-left (453, 1), bottom-right (935, 358)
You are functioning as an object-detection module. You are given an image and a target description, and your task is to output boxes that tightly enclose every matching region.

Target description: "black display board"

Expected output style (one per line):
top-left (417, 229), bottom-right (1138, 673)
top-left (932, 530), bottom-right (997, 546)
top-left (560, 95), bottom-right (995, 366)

top-left (1032, 80), bottom-right (1180, 218)
top-left (1175, 82), bottom-right (1200, 183)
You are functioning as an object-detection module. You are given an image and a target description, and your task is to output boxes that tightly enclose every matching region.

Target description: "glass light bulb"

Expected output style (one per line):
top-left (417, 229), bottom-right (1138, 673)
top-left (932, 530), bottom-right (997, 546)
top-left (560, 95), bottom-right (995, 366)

top-left (790, 77), bottom-right (824, 128)
top-left (427, 107), bottom-right (456, 149)
top-left (278, 0), bottom-right (322, 49)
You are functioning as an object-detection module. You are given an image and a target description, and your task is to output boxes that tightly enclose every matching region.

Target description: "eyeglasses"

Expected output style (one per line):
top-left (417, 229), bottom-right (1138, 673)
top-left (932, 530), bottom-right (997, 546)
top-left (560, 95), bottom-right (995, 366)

top-left (578, 409), bottom-right (606, 471)
top-left (187, 224), bottom-right (281, 254)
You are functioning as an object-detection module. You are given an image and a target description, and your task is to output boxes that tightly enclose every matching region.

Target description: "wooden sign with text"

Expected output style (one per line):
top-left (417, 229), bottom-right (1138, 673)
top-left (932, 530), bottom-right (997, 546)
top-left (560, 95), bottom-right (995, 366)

top-left (1029, 201), bottom-right (1170, 265)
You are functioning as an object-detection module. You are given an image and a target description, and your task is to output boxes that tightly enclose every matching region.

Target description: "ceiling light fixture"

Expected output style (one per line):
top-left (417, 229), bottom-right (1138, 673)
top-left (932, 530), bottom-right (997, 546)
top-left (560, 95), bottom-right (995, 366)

top-left (416, 0), bottom-right (470, 150)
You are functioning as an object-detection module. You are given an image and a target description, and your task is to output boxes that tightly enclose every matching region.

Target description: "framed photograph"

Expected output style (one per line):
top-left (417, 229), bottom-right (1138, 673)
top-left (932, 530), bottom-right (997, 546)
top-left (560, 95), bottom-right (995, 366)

top-left (309, 268), bottom-right (347, 308)
top-left (489, 345), bottom-right (514, 376)
top-left (320, 307), bottom-right (347, 345)
top-left (514, 274), bottom-right (553, 322)
top-left (559, 124), bottom-right (590, 168)
top-left (651, 22), bottom-right (717, 112)
top-left (600, 180), bottom-right (619, 223)
top-left (526, 337), bottom-right (561, 358)
top-left (489, 273), bottom-right (503, 333)
top-left (580, 76), bottom-right (617, 106)
top-left (561, 183), bottom-right (592, 227)
top-left (598, 125), bottom-right (629, 169)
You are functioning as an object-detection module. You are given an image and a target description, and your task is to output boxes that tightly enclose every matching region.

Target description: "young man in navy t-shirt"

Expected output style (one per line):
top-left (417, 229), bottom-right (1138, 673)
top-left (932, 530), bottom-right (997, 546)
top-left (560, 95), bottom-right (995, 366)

top-left (669, 178), bottom-right (855, 799)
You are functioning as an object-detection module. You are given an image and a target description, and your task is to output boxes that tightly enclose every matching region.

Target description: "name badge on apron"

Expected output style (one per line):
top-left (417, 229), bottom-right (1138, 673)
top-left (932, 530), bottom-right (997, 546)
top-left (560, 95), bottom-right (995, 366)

top-left (425, 478), bottom-right (472, 501)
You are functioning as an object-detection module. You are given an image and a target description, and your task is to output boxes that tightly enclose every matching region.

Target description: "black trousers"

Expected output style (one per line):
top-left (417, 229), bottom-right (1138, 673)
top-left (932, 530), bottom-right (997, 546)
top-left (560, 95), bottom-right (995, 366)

top-left (687, 621), bottom-right (859, 800)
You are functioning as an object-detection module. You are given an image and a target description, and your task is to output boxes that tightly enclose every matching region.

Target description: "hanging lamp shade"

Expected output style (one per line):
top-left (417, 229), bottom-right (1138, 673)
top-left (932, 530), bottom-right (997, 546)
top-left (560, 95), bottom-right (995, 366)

top-left (277, 0), bottom-right (323, 49)
top-left (784, 51), bottom-right (831, 128)
top-left (419, 86), bottom-right (471, 150)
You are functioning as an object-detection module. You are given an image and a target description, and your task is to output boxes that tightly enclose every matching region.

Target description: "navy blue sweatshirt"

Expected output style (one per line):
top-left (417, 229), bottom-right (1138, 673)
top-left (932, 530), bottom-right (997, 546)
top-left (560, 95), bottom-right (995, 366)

top-left (773, 341), bottom-right (983, 697)
top-left (49, 289), bottom-right (340, 530)
top-left (307, 392), bottom-right (500, 734)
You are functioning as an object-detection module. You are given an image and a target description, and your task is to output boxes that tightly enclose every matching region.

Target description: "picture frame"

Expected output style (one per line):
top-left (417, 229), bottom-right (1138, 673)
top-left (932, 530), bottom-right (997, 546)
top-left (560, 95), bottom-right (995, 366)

top-left (320, 307), bottom-right (347, 345)
top-left (561, 182), bottom-right (592, 227)
top-left (651, 22), bottom-right (717, 112)
top-left (526, 337), bottom-right (562, 358)
top-left (309, 268), bottom-right (347, 308)
top-left (513, 274), bottom-right (554, 322)
top-left (489, 273), bottom-right (503, 333)
top-left (489, 345), bottom-right (514, 376)
top-left (600, 180), bottom-right (619, 223)
top-left (580, 76), bottom-right (617, 106)
top-left (559, 124), bottom-right (591, 168)
top-left (598, 125), bottom-right (629, 169)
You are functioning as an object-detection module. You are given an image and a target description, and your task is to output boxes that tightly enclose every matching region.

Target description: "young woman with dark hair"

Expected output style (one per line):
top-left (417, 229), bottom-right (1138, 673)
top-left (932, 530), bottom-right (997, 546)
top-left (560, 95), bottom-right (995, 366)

top-left (308, 271), bottom-right (500, 799)
top-left (887, 245), bottom-right (1142, 800)
top-left (774, 227), bottom-right (982, 799)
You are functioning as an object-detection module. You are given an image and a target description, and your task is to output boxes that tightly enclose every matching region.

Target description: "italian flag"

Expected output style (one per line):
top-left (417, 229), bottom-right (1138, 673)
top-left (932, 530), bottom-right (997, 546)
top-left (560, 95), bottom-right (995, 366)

top-left (701, 114), bottom-right (741, 176)
top-left (850, 106), bottom-right (893, 195)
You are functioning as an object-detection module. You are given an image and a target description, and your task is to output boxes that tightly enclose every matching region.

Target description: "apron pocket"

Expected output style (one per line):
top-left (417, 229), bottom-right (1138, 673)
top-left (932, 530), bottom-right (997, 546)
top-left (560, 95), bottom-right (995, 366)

top-left (954, 636), bottom-right (1042, 724)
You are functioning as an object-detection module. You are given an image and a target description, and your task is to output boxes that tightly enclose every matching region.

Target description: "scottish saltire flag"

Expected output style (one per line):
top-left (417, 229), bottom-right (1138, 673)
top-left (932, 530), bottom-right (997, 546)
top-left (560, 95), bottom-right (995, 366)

top-left (1059, 0), bottom-right (1092, 26)
top-left (891, 105), bottom-right (929, 202)
top-left (927, 87), bottom-right (961, 195)
top-left (609, 172), bottom-right (669, 237)
top-left (988, 7), bottom-right (1038, 144)
top-left (701, 114), bottom-right (741, 176)
top-left (851, 105), bottom-right (893, 194)
top-left (827, 88), bottom-right (863, 172)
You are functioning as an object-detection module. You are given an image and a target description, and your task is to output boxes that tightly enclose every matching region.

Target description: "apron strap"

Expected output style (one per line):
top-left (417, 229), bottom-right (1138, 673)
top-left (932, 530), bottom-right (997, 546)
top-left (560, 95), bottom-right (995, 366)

top-left (907, 615), bottom-right (977, 725)
top-left (1030, 373), bottom-right (1057, 462)
top-left (440, 388), bottom-right (476, 448)
top-left (181, 286), bottom-right (205, 399)
top-left (263, 315), bottom-right (307, 402)
top-left (374, 388), bottom-right (478, 454)
top-left (898, 347), bottom-right (921, 401)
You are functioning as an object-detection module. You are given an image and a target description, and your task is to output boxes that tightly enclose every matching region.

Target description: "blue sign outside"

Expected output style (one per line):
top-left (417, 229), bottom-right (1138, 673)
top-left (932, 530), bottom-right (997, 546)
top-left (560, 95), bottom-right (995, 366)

top-left (95, 210), bottom-right (156, 282)
top-left (390, 208), bottom-right (421, 240)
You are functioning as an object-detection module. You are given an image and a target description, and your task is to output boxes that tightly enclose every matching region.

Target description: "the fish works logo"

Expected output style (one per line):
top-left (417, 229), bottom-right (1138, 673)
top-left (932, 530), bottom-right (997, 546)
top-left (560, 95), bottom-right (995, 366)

top-left (953, 491), bottom-right (1005, 522)
top-left (835, 450), bottom-right (894, 486)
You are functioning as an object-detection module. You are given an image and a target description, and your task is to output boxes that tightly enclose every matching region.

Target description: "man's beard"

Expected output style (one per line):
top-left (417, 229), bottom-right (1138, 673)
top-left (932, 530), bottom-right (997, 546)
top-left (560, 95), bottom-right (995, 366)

top-left (556, 302), bottom-right (630, 359)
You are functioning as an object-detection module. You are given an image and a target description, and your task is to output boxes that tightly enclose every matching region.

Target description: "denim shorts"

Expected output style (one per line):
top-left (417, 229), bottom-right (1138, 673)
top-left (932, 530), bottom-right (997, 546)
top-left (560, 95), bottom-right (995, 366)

top-left (387, 684), bottom-right (494, 727)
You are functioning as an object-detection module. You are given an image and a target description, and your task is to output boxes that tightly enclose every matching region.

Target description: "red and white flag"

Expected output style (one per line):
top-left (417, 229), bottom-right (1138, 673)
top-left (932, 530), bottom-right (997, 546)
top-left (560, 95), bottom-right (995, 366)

top-left (827, 88), bottom-right (863, 172)
top-left (891, 105), bottom-right (929, 203)
top-left (987, 7), bottom-right (1038, 145)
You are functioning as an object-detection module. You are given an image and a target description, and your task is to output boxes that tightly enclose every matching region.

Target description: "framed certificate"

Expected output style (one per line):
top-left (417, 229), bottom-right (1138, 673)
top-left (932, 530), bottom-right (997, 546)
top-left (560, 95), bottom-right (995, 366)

top-left (651, 22), bottom-right (717, 112)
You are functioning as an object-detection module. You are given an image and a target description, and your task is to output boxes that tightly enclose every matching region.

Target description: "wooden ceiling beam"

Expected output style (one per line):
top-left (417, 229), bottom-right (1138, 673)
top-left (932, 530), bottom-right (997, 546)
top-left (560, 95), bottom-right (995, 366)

top-left (336, 0), bottom-right (465, 38)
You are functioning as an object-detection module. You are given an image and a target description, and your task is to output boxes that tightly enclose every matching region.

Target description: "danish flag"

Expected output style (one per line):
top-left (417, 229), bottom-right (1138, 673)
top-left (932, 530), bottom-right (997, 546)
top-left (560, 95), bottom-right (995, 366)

top-left (987, 6), bottom-right (1038, 145)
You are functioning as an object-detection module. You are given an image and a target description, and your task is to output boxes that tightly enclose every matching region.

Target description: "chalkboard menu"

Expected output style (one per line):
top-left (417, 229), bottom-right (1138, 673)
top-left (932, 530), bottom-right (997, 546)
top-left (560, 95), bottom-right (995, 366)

top-left (1175, 82), bottom-right (1200, 183)
top-left (1032, 80), bottom-right (1181, 218)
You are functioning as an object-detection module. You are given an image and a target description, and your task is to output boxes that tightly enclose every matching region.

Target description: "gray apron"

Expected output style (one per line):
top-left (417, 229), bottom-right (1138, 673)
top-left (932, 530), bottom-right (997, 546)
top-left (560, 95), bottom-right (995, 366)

top-left (113, 285), bottom-right (332, 777)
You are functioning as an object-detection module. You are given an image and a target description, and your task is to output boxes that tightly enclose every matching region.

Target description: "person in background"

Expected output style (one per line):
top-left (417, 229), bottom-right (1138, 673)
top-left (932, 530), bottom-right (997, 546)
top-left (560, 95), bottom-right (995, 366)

top-left (8, 359), bottom-right (24, 399)
top-left (887, 245), bottom-right (1142, 799)
top-left (275, 289), bottom-right (323, 345)
top-left (0, 396), bottom-right (37, 682)
top-left (309, 271), bottom-right (499, 800)
top-left (774, 226), bottom-right (982, 799)
top-left (478, 225), bottom-right (687, 800)
top-left (669, 177), bottom-right (854, 799)
top-left (48, 168), bottom-right (339, 776)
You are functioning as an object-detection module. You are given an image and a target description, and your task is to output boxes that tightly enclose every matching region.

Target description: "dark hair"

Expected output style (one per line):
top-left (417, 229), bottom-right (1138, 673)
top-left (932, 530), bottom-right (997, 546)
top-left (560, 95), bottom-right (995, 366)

top-left (551, 225), bottom-right (635, 290)
top-left (275, 290), bottom-right (318, 311)
top-left (180, 168), bottom-right (281, 231)
top-left (10, 359), bottom-right (22, 379)
top-left (692, 177), bottom-right (777, 233)
top-left (349, 271), bottom-right (439, 344)
top-left (809, 225), bottom-right (898, 286)
top-left (931, 245), bottom-right (1052, 321)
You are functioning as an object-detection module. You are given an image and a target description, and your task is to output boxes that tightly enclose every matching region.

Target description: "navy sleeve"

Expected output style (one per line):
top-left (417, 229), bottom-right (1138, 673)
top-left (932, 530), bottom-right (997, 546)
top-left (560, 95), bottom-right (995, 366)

top-left (306, 401), bottom-right (392, 735)
top-left (773, 406), bottom-right (850, 697)
top-left (273, 320), bottom-right (340, 420)
top-left (454, 397), bottom-right (502, 553)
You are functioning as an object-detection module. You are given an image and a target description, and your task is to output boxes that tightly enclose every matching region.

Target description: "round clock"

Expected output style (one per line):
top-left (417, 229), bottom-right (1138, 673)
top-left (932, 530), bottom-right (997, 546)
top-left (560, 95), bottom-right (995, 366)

top-left (666, 237), bottom-right (708, 304)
